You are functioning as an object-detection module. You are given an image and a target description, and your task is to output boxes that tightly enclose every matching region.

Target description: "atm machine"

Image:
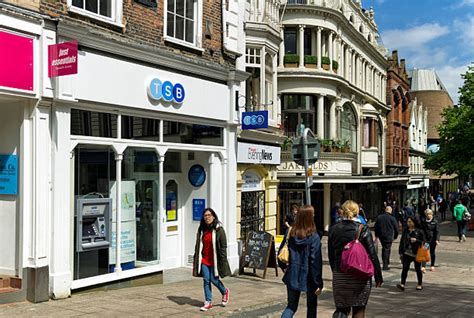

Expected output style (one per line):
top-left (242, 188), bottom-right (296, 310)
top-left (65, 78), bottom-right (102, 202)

top-left (75, 197), bottom-right (112, 279)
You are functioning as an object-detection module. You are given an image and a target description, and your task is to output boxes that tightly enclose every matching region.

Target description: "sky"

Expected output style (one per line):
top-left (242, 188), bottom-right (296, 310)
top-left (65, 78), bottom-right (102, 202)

top-left (367, 0), bottom-right (473, 104)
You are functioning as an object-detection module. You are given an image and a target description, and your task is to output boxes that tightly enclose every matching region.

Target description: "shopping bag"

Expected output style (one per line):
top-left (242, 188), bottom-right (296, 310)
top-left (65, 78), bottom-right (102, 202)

top-left (415, 245), bottom-right (430, 263)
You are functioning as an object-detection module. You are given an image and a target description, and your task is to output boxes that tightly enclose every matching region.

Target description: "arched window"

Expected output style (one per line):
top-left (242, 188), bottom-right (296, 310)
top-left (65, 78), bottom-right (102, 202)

top-left (350, 14), bottom-right (355, 24)
top-left (340, 103), bottom-right (357, 152)
top-left (368, 33), bottom-right (372, 42)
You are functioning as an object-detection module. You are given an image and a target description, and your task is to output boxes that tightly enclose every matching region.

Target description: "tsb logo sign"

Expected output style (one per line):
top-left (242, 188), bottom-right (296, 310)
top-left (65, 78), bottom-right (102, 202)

top-left (147, 78), bottom-right (185, 104)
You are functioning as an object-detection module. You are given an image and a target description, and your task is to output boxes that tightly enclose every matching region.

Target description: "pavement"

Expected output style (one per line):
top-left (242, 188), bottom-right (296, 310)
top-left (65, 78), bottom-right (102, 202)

top-left (1, 220), bottom-right (473, 317)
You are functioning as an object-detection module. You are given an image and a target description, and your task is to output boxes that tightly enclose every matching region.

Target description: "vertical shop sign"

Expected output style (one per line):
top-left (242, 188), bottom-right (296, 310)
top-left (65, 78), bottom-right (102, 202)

top-left (193, 199), bottom-right (206, 221)
top-left (0, 155), bottom-right (18, 195)
top-left (48, 41), bottom-right (78, 77)
top-left (0, 31), bottom-right (33, 91)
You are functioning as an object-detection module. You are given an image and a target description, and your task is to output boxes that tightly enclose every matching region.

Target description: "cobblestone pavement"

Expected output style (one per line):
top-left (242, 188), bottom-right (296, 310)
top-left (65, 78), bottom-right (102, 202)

top-left (0, 221), bottom-right (473, 318)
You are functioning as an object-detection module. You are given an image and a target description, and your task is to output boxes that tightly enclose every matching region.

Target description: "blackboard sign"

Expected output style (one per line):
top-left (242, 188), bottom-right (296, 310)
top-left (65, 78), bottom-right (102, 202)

top-left (241, 231), bottom-right (278, 279)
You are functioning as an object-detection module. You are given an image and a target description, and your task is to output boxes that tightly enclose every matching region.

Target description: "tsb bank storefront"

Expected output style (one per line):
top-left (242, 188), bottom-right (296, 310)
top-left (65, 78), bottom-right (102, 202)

top-left (45, 35), bottom-right (244, 298)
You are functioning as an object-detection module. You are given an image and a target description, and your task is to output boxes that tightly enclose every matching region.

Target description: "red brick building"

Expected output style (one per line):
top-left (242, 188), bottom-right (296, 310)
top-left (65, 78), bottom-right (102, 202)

top-left (385, 50), bottom-right (410, 175)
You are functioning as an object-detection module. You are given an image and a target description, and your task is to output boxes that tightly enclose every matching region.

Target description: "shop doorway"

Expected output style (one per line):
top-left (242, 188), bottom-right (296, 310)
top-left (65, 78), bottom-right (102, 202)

top-left (162, 176), bottom-right (182, 268)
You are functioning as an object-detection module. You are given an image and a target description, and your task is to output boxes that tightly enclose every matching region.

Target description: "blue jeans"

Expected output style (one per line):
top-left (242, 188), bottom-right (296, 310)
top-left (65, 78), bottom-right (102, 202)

top-left (201, 264), bottom-right (226, 302)
top-left (281, 286), bottom-right (318, 318)
top-left (457, 220), bottom-right (467, 240)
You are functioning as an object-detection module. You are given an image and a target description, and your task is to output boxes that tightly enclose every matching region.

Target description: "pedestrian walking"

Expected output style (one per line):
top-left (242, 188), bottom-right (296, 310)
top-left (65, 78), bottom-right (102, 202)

top-left (358, 203), bottom-right (367, 224)
top-left (278, 205), bottom-right (323, 318)
top-left (453, 200), bottom-right (469, 242)
top-left (438, 197), bottom-right (448, 221)
top-left (285, 204), bottom-right (299, 228)
top-left (397, 217), bottom-right (425, 291)
top-left (192, 208), bottom-right (231, 311)
top-left (328, 200), bottom-right (383, 318)
top-left (374, 206), bottom-right (399, 270)
top-left (401, 200), bottom-right (414, 228)
top-left (331, 202), bottom-right (341, 225)
top-left (421, 209), bottom-right (440, 272)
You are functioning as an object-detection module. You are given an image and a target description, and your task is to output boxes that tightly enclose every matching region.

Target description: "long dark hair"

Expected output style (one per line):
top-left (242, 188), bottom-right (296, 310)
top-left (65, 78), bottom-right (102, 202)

top-left (291, 205), bottom-right (316, 239)
top-left (406, 216), bottom-right (419, 230)
top-left (198, 207), bottom-right (220, 232)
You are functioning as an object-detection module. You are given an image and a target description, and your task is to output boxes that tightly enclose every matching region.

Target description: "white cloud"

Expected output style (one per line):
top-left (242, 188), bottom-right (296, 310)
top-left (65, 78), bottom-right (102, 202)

top-left (375, 0), bottom-right (385, 4)
top-left (381, 23), bottom-right (449, 50)
top-left (452, 0), bottom-right (474, 8)
top-left (436, 64), bottom-right (470, 104)
top-left (453, 15), bottom-right (474, 49)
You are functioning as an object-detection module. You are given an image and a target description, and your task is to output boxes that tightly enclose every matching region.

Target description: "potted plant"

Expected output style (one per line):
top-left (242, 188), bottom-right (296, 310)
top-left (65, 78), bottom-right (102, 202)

top-left (340, 139), bottom-right (350, 153)
top-left (282, 136), bottom-right (293, 151)
top-left (284, 54), bottom-right (299, 68)
top-left (321, 56), bottom-right (331, 70)
top-left (320, 139), bottom-right (333, 152)
top-left (332, 60), bottom-right (339, 73)
top-left (304, 55), bottom-right (317, 68)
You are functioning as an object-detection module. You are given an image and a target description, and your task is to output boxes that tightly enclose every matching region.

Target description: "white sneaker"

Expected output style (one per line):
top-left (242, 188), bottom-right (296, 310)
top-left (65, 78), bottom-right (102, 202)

top-left (200, 301), bottom-right (213, 311)
top-left (462, 234), bottom-right (466, 242)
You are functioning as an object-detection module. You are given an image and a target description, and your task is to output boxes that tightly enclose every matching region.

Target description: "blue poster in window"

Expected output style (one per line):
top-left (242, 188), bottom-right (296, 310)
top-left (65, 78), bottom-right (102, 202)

top-left (193, 199), bottom-right (206, 221)
top-left (0, 155), bottom-right (18, 195)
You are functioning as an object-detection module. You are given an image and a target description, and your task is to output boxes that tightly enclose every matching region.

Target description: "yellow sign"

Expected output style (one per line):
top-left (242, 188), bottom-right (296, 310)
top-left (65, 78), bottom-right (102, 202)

top-left (307, 167), bottom-right (312, 177)
top-left (167, 209), bottom-right (177, 221)
top-left (167, 225), bottom-right (178, 232)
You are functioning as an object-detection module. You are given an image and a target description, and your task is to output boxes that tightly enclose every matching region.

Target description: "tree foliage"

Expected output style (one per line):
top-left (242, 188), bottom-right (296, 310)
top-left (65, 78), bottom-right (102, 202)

top-left (425, 64), bottom-right (474, 176)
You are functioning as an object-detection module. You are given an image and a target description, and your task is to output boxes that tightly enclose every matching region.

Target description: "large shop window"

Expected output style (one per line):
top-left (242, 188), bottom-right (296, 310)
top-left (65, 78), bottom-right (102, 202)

top-left (163, 121), bottom-right (223, 146)
top-left (74, 146), bottom-right (161, 280)
top-left (282, 95), bottom-right (316, 137)
top-left (166, 0), bottom-right (197, 44)
top-left (71, 109), bottom-right (117, 138)
top-left (340, 103), bottom-right (357, 152)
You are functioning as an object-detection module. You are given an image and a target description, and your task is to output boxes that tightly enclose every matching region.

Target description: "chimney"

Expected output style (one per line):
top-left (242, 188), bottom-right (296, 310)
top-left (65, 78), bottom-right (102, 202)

top-left (400, 58), bottom-right (407, 80)
top-left (391, 50), bottom-right (398, 69)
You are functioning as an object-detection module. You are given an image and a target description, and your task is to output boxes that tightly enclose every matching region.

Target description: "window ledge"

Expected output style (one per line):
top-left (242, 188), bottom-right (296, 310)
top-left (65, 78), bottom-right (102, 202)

top-left (164, 36), bottom-right (204, 53)
top-left (68, 6), bottom-right (124, 29)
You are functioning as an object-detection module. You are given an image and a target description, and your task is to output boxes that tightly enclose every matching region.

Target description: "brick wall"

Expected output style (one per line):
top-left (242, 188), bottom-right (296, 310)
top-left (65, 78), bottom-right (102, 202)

top-left (34, 0), bottom-right (234, 68)
top-left (409, 91), bottom-right (453, 140)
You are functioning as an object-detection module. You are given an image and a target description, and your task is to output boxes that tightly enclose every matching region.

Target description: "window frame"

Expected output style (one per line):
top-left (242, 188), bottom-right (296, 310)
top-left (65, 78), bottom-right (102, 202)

top-left (68, 0), bottom-right (124, 27)
top-left (164, 0), bottom-right (204, 51)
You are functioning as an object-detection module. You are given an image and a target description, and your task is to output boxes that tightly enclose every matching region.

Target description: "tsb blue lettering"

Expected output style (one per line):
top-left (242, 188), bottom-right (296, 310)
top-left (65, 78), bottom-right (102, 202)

top-left (148, 78), bottom-right (185, 103)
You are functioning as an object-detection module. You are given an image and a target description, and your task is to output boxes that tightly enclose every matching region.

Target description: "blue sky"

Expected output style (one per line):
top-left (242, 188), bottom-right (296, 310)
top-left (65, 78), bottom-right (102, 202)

top-left (368, 0), bottom-right (473, 103)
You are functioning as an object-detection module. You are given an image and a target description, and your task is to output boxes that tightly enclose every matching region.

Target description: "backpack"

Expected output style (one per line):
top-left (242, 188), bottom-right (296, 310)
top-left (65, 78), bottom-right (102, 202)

top-left (463, 207), bottom-right (472, 222)
top-left (340, 224), bottom-right (375, 280)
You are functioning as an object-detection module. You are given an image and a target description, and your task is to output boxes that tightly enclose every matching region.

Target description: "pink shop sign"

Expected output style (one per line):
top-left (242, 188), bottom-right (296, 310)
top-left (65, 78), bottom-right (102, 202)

top-left (48, 41), bottom-right (78, 78)
top-left (0, 31), bottom-right (34, 91)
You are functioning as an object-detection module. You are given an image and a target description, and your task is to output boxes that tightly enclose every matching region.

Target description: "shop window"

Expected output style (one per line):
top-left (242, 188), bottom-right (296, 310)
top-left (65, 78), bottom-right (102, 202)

top-left (240, 191), bottom-right (265, 239)
top-left (282, 94), bottom-right (316, 137)
top-left (122, 115), bottom-right (160, 142)
top-left (123, 148), bottom-right (160, 264)
top-left (163, 121), bottom-right (223, 146)
top-left (71, 109), bottom-right (117, 138)
top-left (166, 0), bottom-right (198, 44)
top-left (284, 28), bottom-right (297, 54)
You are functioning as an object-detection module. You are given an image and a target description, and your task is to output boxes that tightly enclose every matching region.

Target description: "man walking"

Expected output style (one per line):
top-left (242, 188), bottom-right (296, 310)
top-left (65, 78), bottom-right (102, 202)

top-left (453, 200), bottom-right (469, 242)
top-left (375, 206), bottom-right (399, 270)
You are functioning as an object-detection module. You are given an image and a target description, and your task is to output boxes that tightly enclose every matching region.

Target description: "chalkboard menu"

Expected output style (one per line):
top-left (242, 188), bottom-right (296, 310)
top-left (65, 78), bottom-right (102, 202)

top-left (241, 231), bottom-right (278, 279)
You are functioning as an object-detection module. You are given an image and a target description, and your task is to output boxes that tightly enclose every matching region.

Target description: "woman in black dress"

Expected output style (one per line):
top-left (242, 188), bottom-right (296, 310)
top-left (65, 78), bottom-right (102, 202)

top-left (328, 200), bottom-right (383, 318)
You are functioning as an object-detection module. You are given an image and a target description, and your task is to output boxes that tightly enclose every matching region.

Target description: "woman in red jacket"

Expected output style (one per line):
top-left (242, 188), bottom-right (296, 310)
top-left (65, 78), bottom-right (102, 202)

top-left (193, 208), bottom-right (231, 311)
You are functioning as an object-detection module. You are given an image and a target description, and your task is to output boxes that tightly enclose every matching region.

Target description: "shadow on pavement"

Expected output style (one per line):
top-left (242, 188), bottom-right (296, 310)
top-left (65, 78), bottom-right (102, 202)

top-left (167, 295), bottom-right (202, 307)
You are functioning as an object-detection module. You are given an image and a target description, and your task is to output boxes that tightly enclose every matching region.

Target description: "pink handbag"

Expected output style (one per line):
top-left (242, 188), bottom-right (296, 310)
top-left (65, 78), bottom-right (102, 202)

top-left (340, 224), bottom-right (375, 280)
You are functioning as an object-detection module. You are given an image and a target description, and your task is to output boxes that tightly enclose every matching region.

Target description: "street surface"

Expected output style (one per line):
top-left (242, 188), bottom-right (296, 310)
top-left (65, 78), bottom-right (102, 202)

top-left (0, 220), bottom-right (473, 317)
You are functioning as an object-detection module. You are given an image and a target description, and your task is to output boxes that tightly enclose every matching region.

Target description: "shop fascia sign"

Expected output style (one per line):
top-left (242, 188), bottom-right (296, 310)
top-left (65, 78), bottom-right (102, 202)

top-left (277, 160), bottom-right (352, 176)
top-left (237, 142), bottom-right (281, 165)
top-left (147, 78), bottom-right (185, 104)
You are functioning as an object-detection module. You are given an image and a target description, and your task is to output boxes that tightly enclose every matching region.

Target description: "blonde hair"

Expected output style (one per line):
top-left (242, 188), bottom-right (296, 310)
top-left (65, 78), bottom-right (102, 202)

top-left (425, 208), bottom-right (433, 216)
top-left (341, 200), bottom-right (359, 219)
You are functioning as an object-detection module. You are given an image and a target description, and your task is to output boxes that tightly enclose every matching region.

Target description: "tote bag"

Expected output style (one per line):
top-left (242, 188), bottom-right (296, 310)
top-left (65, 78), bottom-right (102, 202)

top-left (340, 224), bottom-right (375, 280)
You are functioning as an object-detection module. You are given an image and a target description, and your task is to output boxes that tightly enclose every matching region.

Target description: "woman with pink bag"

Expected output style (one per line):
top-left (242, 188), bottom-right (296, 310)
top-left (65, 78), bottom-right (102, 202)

top-left (328, 200), bottom-right (383, 318)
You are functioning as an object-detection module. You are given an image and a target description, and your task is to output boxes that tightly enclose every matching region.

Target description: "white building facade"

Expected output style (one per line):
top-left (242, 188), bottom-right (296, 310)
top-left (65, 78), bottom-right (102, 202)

top-left (277, 0), bottom-right (394, 228)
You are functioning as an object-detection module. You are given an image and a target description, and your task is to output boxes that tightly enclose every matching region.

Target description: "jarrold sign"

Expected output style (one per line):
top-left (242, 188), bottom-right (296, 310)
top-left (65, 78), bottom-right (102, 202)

top-left (277, 159), bottom-right (352, 176)
top-left (237, 142), bottom-right (281, 165)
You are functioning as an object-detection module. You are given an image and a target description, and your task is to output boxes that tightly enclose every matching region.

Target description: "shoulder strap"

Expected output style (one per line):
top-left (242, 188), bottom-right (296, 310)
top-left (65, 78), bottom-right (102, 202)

top-left (355, 223), bottom-right (363, 241)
